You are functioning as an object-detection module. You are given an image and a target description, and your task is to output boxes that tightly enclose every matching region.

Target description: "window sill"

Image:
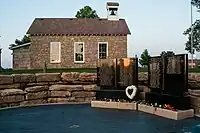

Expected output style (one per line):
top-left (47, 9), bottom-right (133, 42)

top-left (50, 61), bottom-right (61, 64)
top-left (74, 61), bottom-right (85, 64)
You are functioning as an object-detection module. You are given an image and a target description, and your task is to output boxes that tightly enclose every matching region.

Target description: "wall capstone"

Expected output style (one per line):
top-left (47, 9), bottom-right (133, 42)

top-left (0, 75), bottom-right (13, 85)
top-left (36, 73), bottom-right (61, 82)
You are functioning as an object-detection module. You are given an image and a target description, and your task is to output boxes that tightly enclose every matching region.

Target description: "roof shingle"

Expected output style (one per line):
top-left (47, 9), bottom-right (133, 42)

top-left (26, 18), bottom-right (131, 35)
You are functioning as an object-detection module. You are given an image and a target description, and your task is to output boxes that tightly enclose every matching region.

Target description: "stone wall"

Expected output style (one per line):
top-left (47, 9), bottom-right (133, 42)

top-left (13, 45), bottom-right (30, 69)
top-left (1, 72), bottom-right (200, 110)
top-left (29, 35), bottom-right (127, 69)
top-left (0, 72), bottom-right (96, 108)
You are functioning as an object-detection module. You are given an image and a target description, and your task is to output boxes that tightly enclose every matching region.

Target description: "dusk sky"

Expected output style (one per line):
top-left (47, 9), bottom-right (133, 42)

top-left (0, 0), bottom-right (199, 68)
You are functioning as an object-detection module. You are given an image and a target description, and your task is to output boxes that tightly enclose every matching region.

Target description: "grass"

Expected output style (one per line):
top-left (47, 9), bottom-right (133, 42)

top-left (0, 67), bottom-right (200, 75)
top-left (0, 68), bottom-right (97, 75)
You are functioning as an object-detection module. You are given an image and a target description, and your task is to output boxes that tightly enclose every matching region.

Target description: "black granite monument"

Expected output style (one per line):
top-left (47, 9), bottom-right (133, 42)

top-left (146, 52), bottom-right (190, 110)
top-left (96, 58), bottom-right (138, 101)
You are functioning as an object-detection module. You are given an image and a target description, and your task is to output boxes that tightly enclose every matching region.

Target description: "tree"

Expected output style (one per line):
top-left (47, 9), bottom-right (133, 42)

top-left (15, 35), bottom-right (31, 45)
top-left (183, 20), bottom-right (200, 54)
top-left (9, 35), bottom-right (31, 49)
top-left (183, 0), bottom-right (200, 54)
top-left (191, 0), bottom-right (200, 9)
top-left (160, 51), bottom-right (175, 57)
top-left (75, 6), bottom-right (99, 18)
top-left (139, 49), bottom-right (150, 67)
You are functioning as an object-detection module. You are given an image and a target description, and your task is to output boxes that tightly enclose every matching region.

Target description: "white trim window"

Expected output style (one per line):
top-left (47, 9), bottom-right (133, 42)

top-left (50, 42), bottom-right (61, 63)
top-left (98, 42), bottom-right (108, 59)
top-left (74, 42), bottom-right (84, 63)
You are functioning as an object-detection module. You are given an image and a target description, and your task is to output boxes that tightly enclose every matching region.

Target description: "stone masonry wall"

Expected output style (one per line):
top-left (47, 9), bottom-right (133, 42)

top-left (29, 35), bottom-right (127, 69)
top-left (0, 72), bottom-right (97, 109)
top-left (1, 72), bottom-right (200, 110)
top-left (13, 45), bottom-right (30, 69)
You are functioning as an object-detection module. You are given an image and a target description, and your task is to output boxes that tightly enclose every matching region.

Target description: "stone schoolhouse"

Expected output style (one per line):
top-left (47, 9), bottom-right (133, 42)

top-left (10, 2), bottom-right (131, 69)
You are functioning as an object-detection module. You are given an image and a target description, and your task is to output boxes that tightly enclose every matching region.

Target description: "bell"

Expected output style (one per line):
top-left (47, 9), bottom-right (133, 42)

top-left (110, 10), bottom-right (115, 15)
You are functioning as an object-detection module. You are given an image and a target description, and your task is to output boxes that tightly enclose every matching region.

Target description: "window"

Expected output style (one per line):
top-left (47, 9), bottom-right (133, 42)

top-left (50, 42), bottom-right (61, 63)
top-left (74, 42), bottom-right (84, 63)
top-left (98, 42), bottom-right (108, 59)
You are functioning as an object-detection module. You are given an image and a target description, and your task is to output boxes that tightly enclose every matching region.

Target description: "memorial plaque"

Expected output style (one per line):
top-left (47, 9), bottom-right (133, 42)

top-left (96, 57), bottom-right (138, 101)
top-left (163, 54), bottom-right (188, 96)
top-left (97, 59), bottom-right (115, 89)
top-left (148, 56), bottom-right (163, 93)
top-left (146, 53), bottom-right (189, 110)
top-left (117, 58), bottom-right (138, 89)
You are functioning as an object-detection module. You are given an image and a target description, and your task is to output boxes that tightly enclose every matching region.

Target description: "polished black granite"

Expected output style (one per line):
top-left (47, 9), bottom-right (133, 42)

top-left (0, 104), bottom-right (200, 133)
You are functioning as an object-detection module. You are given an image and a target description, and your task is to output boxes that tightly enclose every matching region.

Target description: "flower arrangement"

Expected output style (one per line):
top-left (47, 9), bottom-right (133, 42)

top-left (138, 101), bottom-right (177, 111)
top-left (99, 98), bottom-right (137, 103)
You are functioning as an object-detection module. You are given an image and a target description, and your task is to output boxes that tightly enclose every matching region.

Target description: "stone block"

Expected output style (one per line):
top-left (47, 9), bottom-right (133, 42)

top-left (36, 73), bottom-right (61, 82)
top-left (83, 85), bottom-right (97, 91)
top-left (189, 73), bottom-right (200, 81)
top-left (0, 89), bottom-right (24, 96)
top-left (1, 95), bottom-right (24, 104)
top-left (49, 85), bottom-right (83, 91)
top-left (61, 72), bottom-right (80, 81)
top-left (26, 82), bottom-right (49, 87)
top-left (91, 101), bottom-right (137, 110)
top-left (49, 91), bottom-right (71, 98)
top-left (13, 74), bottom-right (36, 83)
top-left (25, 86), bottom-right (49, 93)
top-left (85, 97), bottom-right (96, 102)
top-left (0, 75), bottom-right (13, 85)
top-left (73, 97), bottom-right (85, 102)
top-left (188, 81), bottom-right (200, 89)
top-left (48, 97), bottom-right (75, 103)
top-left (79, 73), bottom-right (97, 82)
top-left (72, 91), bottom-right (96, 98)
top-left (20, 74), bottom-right (36, 83)
top-left (0, 84), bottom-right (21, 90)
top-left (8, 102), bottom-right (21, 107)
top-left (48, 82), bottom-right (61, 85)
top-left (189, 89), bottom-right (200, 96)
top-left (25, 91), bottom-right (48, 100)
top-left (21, 99), bottom-right (48, 106)
top-left (190, 96), bottom-right (200, 107)
top-left (12, 74), bottom-right (21, 83)
top-left (191, 106), bottom-right (200, 114)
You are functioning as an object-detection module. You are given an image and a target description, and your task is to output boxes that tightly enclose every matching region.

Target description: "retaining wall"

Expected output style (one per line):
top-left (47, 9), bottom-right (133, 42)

top-left (1, 72), bottom-right (200, 109)
top-left (0, 72), bottom-right (96, 108)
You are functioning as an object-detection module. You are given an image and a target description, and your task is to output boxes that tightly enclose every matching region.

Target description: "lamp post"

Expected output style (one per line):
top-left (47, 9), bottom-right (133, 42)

top-left (0, 36), bottom-right (2, 69)
top-left (191, 2), bottom-right (194, 68)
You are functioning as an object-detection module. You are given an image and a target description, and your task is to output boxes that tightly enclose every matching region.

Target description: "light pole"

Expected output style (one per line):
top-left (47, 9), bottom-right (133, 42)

top-left (191, 2), bottom-right (194, 68)
top-left (0, 36), bottom-right (2, 69)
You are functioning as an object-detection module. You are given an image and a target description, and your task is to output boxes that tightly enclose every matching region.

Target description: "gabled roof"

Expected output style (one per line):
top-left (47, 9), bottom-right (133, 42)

top-left (26, 18), bottom-right (131, 35)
